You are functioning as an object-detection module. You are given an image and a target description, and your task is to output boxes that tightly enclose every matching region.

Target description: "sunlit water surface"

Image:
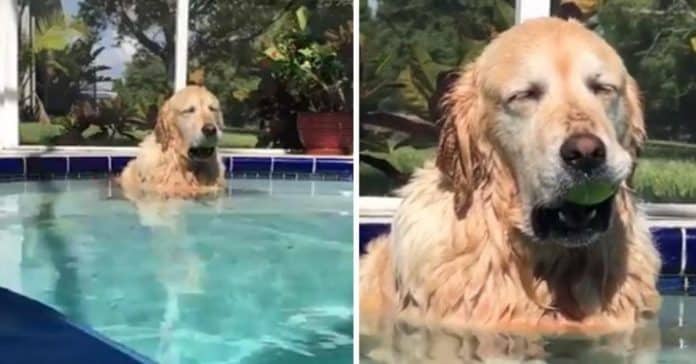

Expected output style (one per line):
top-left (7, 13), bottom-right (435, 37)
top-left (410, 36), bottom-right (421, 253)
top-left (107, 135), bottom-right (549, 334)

top-left (0, 178), bottom-right (353, 364)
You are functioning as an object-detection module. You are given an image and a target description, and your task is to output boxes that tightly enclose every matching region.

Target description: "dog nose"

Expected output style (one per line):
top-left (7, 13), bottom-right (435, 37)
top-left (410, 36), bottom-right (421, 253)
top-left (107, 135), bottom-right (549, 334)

top-left (202, 124), bottom-right (217, 137)
top-left (560, 133), bottom-right (606, 173)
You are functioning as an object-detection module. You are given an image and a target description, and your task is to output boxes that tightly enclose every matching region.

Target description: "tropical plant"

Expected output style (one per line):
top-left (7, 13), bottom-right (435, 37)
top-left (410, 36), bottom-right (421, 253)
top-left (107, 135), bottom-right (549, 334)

top-left (592, 0), bottom-right (696, 142)
top-left (359, 0), bottom-right (514, 182)
top-left (35, 35), bottom-right (112, 114)
top-left (18, 4), bottom-right (88, 124)
top-left (263, 6), bottom-right (351, 112)
top-left (112, 50), bottom-right (170, 124)
top-left (78, 0), bottom-right (351, 134)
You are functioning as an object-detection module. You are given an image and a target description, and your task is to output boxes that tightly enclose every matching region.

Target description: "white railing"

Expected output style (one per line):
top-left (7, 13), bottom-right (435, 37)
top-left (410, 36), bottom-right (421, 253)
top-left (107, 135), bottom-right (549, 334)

top-left (0, 0), bottom-right (20, 148)
top-left (174, 0), bottom-right (190, 91)
top-left (515, 0), bottom-right (551, 23)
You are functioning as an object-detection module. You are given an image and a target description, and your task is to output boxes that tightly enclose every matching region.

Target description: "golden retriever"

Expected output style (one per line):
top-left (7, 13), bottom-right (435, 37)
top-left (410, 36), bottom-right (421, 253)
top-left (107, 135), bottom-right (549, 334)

top-left (119, 85), bottom-right (226, 199)
top-left (360, 17), bottom-right (661, 336)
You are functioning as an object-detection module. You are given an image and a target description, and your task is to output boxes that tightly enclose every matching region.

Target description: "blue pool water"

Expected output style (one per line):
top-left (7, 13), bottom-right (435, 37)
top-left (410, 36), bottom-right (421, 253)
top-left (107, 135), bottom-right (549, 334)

top-left (0, 178), bottom-right (353, 363)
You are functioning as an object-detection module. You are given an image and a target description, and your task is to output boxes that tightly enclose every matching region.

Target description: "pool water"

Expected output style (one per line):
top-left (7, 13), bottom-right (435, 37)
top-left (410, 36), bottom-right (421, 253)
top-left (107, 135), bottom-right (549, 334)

top-left (0, 178), bottom-right (353, 364)
top-left (360, 295), bottom-right (696, 363)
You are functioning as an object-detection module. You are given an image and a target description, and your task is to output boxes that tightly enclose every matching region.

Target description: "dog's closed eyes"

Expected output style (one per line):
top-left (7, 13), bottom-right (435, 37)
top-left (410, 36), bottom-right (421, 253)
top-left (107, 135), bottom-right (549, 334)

top-left (438, 18), bottom-right (644, 247)
top-left (119, 85), bottom-right (226, 199)
top-left (156, 86), bottom-right (224, 160)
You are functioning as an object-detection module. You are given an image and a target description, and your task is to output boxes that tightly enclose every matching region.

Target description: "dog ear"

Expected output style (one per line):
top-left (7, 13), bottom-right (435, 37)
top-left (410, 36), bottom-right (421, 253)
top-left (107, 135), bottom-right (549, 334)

top-left (154, 99), bottom-right (173, 151)
top-left (624, 76), bottom-right (646, 159)
top-left (436, 65), bottom-right (486, 218)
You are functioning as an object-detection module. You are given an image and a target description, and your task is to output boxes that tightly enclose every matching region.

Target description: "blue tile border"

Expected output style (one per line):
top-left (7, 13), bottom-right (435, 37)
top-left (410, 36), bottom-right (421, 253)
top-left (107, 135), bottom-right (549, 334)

top-left (658, 276), bottom-right (686, 295)
top-left (69, 156), bottom-right (109, 174)
top-left (110, 156), bottom-right (132, 173)
top-left (360, 223), bottom-right (696, 295)
top-left (686, 228), bottom-right (696, 275)
top-left (26, 157), bottom-right (68, 177)
top-left (273, 157), bottom-right (314, 174)
top-left (231, 156), bottom-right (273, 174)
top-left (0, 157), bottom-right (24, 176)
top-left (0, 155), bottom-right (353, 180)
top-left (652, 227), bottom-right (683, 275)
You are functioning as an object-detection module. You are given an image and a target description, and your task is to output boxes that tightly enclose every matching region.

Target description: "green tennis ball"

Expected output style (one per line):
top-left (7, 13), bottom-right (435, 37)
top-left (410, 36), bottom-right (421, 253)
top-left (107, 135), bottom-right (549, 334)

top-left (564, 181), bottom-right (618, 205)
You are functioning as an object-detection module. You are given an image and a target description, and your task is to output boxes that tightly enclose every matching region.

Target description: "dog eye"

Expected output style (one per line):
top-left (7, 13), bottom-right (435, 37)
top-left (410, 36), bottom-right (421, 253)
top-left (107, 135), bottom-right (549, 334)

top-left (182, 106), bottom-right (196, 114)
top-left (209, 106), bottom-right (219, 112)
top-left (589, 82), bottom-right (617, 96)
top-left (506, 86), bottom-right (542, 104)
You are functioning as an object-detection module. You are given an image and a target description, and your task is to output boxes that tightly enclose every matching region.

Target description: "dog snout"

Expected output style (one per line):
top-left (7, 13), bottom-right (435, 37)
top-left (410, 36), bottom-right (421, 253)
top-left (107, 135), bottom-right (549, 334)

top-left (560, 133), bottom-right (606, 173)
top-left (201, 124), bottom-right (217, 137)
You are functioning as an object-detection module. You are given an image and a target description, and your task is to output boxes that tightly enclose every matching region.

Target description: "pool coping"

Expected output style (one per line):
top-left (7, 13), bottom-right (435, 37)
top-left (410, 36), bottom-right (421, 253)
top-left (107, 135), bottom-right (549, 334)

top-left (0, 147), bottom-right (354, 180)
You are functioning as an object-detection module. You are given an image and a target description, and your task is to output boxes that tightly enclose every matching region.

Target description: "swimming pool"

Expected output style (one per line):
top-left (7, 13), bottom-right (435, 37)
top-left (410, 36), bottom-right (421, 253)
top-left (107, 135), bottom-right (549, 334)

top-left (360, 204), bottom-right (696, 363)
top-left (0, 176), bottom-right (353, 364)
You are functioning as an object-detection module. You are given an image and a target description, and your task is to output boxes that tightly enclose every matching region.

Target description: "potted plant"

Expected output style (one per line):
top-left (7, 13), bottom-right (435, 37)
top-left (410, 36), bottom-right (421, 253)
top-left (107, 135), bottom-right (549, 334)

top-left (263, 7), bottom-right (352, 155)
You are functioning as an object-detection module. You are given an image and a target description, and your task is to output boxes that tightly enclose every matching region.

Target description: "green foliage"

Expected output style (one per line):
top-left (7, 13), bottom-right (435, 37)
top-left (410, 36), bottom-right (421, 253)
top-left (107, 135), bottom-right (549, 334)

top-left (31, 12), bottom-right (88, 52)
top-left (112, 51), bottom-right (170, 120)
top-left (30, 34), bottom-right (112, 115)
top-left (262, 7), bottom-right (351, 112)
top-left (634, 158), bottom-right (696, 202)
top-left (76, 0), bottom-right (351, 136)
top-left (360, 0), bottom-right (513, 118)
top-left (359, 0), bottom-right (514, 185)
top-left (595, 0), bottom-right (696, 142)
top-left (20, 122), bottom-right (258, 147)
top-left (17, 4), bottom-right (90, 119)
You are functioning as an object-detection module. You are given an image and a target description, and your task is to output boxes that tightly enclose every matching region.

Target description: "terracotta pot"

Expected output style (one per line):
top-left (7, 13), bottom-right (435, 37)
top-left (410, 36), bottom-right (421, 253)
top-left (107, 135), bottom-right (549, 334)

top-left (296, 112), bottom-right (353, 155)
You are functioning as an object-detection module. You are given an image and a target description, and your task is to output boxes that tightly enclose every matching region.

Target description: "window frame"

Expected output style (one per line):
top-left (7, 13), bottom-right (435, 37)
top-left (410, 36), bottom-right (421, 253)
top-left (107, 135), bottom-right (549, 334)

top-left (516, 0), bottom-right (550, 23)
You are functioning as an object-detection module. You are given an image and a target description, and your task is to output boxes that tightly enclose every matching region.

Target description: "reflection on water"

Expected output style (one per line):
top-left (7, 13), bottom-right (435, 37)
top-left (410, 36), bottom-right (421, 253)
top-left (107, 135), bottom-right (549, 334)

top-left (361, 297), bottom-right (696, 363)
top-left (28, 181), bottom-right (202, 363)
top-left (123, 192), bottom-right (208, 364)
top-left (3, 178), bottom-right (353, 363)
top-left (31, 181), bottom-right (85, 322)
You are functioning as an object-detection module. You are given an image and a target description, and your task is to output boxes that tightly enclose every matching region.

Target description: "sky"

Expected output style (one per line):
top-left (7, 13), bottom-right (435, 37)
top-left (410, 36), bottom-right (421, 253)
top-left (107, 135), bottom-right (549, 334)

top-left (60, 0), bottom-right (140, 89)
top-left (368, 0), bottom-right (378, 17)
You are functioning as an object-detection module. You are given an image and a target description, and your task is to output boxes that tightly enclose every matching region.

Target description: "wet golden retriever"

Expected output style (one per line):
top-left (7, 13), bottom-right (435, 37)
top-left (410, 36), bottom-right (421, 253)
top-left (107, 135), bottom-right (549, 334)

top-left (360, 17), bottom-right (661, 336)
top-left (119, 85), bottom-right (226, 199)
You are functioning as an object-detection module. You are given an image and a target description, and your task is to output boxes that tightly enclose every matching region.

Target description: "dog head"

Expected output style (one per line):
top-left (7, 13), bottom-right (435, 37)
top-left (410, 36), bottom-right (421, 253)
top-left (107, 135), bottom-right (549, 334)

top-left (155, 85), bottom-right (224, 161)
top-left (437, 18), bottom-right (645, 247)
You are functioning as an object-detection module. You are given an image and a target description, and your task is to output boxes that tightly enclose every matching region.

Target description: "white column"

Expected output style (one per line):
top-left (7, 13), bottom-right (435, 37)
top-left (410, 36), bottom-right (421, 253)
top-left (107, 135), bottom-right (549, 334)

top-left (174, 0), bottom-right (190, 91)
top-left (0, 0), bottom-right (20, 148)
top-left (515, 0), bottom-right (551, 24)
